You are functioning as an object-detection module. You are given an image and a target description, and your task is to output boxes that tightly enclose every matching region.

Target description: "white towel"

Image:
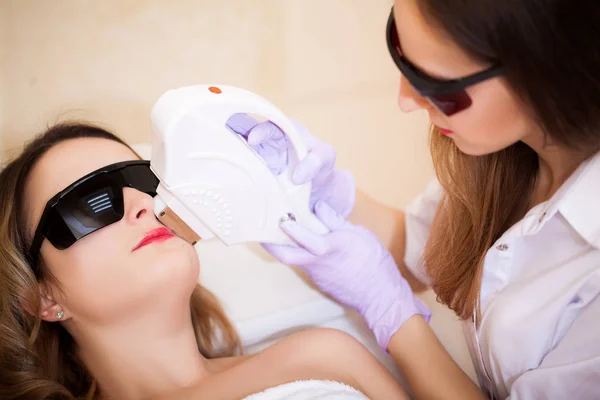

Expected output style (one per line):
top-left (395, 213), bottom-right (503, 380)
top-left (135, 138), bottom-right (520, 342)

top-left (242, 379), bottom-right (370, 400)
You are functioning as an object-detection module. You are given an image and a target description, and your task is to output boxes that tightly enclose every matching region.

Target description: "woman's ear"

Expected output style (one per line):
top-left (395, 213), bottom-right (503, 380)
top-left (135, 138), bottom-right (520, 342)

top-left (38, 282), bottom-right (69, 322)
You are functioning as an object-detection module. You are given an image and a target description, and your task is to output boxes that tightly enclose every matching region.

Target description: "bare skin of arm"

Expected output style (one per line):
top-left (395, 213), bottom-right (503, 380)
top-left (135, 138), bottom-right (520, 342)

top-left (350, 190), bottom-right (428, 292)
top-left (152, 329), bottom-right (408, 400)
top-left (388, 316), bottom-right (485, 400)
top-left (352, 191), bottom-right (484, 399)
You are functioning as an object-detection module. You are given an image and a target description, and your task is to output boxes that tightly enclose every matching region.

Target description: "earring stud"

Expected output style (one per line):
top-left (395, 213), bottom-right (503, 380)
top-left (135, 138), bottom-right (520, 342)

top-left (56, 310), bottom-right (64, 319)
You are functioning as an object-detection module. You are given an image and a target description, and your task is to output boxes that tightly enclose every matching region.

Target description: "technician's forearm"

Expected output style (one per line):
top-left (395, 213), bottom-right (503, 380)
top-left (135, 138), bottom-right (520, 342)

top-left (388, 316), bottom-right (485, 400)
top-left (350, 190), bottom-right (427, 292)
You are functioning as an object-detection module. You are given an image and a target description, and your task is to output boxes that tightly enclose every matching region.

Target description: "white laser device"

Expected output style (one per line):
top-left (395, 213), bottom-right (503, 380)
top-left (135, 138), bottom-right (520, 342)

top-left (150, 84), bottom-right (327, 246)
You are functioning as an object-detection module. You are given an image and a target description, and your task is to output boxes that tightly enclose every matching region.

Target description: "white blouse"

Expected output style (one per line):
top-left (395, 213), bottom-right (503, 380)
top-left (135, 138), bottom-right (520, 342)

top-left (404, 152), bottom-right (600, 399)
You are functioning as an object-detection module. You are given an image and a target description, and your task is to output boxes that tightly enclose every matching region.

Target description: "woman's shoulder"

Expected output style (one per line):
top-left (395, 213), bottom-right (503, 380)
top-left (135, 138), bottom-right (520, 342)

top-left (211, 328), bottom-right (363, 371)
top-left (199, 328), bottom-right (407, 399)
top-left (273, 327), bottom-right (364, 351)
top-left (244, 328), bottom-right (407, 398)
top-left (232, 329), bottom-right (367, 380)
top-left (266, 328), bottom-right (370, 372)
top-left (195, 329), bottom-right (356, 398)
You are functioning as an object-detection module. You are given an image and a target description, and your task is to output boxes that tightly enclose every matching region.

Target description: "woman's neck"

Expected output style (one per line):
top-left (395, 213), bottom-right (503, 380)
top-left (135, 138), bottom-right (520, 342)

top-left (523, 134), bottom-right (593, 206)
top-left (70, 309), bottom-right (210, 400)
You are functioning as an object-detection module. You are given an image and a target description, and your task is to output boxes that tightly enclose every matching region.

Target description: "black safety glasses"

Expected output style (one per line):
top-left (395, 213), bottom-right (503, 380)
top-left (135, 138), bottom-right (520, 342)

top-left (386, 8), bottom-right (504, 116)
top-left (28, 160), bottom-right (159, 273)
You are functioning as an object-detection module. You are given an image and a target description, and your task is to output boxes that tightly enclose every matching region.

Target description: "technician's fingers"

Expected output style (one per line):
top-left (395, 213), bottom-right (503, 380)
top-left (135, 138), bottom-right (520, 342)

top-left (292, 143), bottom-right (336, 185)
top-left (280, 221), bottom-right (329, 256)
top-left (248, 121), bottom-right (284, 146)
top-left (292, 152), bottom-right (323, 185)
top-left (310, 141), bottom-right (336, 175)
top-left (314, 201), bottom-right (346, 231)
top-left (262, 243), bottom-right (318, 265)
top-left (226, 113), bottom-right (260, 137)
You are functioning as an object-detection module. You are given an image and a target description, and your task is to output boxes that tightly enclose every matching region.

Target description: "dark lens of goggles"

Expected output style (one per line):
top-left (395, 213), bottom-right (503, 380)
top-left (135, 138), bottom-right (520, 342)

top-left (33, 162), bottom-right (158, 255)
top-left (49, 164), bottom-right (158, 249)
top-left (386, 15), bottom-right (473, 116)
top-left (47, 177), bottom-right (125, 249)
top-left (428, 91), bottom-right (472, 116)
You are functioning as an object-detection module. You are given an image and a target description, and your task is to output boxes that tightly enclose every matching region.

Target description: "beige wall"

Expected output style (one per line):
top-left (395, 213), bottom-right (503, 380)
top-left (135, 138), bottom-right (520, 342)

top-left (1, 0), bottom-right (433, 208)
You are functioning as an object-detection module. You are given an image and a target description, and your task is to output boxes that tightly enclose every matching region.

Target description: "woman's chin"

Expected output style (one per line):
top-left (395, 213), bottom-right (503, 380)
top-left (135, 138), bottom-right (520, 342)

top-left (453, 139), bottom-right (503, 156)
top-left (145, 241), bottom-right (201, 290)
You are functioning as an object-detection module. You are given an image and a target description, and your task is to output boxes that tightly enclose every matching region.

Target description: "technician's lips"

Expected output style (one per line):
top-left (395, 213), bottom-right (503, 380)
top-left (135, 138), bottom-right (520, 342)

top-left (132, 227), bottom-right (175, 251)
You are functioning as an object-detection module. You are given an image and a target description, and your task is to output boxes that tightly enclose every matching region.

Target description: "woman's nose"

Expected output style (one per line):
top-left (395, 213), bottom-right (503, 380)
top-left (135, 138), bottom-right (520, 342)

top-left (122, 187), bottom-right (154, 224)
top-left (397, 74), bottom-right (431, 113)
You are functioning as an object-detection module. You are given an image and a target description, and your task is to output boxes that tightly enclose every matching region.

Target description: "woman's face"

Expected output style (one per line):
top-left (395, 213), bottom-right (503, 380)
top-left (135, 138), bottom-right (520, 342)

top-left (393, 0), bottom-right (540, 155)
top-left (24, 138), bottom-right (199, 325)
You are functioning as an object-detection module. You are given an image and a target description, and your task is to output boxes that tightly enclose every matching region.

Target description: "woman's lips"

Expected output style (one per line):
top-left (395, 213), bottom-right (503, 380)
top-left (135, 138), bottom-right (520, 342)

top-left (439, 127), bottom-right (454, 135)
top-left (132, 227), bottom-right (175, 251)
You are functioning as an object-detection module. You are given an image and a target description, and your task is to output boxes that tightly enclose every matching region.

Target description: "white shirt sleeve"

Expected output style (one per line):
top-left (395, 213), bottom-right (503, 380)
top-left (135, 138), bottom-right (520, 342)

top-left (403, 179), bottom-right (443, 286)
top-left (507, 283), bottom-right (600, 399)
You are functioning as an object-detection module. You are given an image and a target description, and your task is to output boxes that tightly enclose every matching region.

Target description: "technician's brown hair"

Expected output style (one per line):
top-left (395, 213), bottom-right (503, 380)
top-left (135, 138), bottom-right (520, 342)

top-left (0, 122), bottom-right (241, 399)
top-left (419, 0), bottom-right (600, 320)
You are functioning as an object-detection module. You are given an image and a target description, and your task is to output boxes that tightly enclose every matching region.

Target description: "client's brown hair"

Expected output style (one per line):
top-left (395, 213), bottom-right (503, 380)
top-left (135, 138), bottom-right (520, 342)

top-left (0, 122), bottom-right (241, 399)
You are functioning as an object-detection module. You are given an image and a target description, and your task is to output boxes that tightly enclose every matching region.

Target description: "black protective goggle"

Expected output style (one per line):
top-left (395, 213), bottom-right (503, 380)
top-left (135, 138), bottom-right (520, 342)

top-left (27, 160), bottom-right (159, 273)
top-left (386, 8), bottom-right (504, 116)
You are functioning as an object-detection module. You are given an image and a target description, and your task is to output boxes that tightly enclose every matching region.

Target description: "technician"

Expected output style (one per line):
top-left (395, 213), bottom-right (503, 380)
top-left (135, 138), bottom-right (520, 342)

top-left (229, 0), bottom-right (600, 398)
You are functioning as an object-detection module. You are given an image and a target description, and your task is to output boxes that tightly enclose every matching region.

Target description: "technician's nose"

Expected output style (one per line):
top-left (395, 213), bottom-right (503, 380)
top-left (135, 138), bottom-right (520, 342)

top-left (123, 187), bottom-right (154, 224)
top-left (397, 74), bottom-right (431, 113)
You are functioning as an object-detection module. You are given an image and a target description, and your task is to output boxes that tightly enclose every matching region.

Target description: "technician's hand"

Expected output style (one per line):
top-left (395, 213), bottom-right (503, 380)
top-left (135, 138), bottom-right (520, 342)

top-left (264, 201), bottom-right (431, 351)
top-left (226, 114), bottom-right (356, 218)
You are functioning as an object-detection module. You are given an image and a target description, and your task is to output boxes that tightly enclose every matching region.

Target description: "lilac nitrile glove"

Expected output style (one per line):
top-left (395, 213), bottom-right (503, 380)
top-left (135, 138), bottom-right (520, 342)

top-left (226, 113), bottom-right (356, 218)
top-left (226, 113), bottom-right (289, 176)
top-left (263, 201), bottom-right (432, 351)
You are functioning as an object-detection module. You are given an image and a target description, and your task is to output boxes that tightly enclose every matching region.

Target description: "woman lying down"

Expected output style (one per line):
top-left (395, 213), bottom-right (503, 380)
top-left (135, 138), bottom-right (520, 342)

top-left (0, 122), bottom-right (408, 400)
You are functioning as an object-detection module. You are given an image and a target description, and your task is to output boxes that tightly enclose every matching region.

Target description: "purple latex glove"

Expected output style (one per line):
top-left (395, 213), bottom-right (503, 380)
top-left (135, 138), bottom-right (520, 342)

top-left (226, 113), bottom-right (356, 218)
top-left (263, 201), bottom-right (431, 351)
